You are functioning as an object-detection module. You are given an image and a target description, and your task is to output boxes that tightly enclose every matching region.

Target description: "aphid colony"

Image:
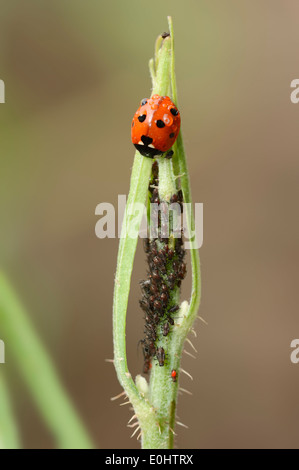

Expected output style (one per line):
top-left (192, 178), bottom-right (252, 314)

top-left (139, 161), bottom-right (186, 373)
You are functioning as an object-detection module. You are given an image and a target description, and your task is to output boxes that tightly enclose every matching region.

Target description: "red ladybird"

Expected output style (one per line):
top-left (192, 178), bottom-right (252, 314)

top-left (131, 94), bottom-right (181, 158)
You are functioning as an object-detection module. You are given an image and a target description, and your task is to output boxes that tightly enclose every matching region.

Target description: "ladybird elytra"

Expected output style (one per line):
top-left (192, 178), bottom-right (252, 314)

top-left (131, 94), bottom-right (181, 158)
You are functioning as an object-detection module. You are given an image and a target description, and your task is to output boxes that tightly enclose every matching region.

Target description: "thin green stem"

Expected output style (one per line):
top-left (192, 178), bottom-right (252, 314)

top-left (0, 372), bottom-right (20, 449)
top-left (113, 153), bottom-right (153, 408)
top-left (0, 272), bottom-right (94, 449)
top-left (113, 35), bottom-right (174, 447)
top-left (152, 37), bottom-right (171, 97)
top-left (157, 157), bottom-right (176, 203)
top-left (146, 17), bottom-right (201, 449)
top-left (112, 18), bottom-right (201, 450)
top-left (168, 16), bottom-right (201, 325)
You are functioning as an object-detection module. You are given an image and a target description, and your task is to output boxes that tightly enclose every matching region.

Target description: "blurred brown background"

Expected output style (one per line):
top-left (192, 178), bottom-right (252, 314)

top-left (0, 0), bottom-right (299, 449)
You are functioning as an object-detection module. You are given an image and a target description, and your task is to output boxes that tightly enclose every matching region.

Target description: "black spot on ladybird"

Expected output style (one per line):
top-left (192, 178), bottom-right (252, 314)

top-left (156, 120), bottom-right (165, 128)
top-left (138, 114), bottom-right (146, 123)
top-left (169, 132), bottom-right (175, 138)
top-left (170, 108), bottom-right (178, 116)
top-left (141, 135), bottom-right (153, 146)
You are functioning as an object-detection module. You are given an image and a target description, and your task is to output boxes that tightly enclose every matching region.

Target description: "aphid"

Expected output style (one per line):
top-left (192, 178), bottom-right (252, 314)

top-left (151, 191), bottom-right (160, 205)
top-left (145, 324), bottom-right (157, 340)
top-left (168, 305), bottom-right (179, 314)
top-left (142, 338), bottom-right (156, 356)
top-left (150, 283), bottom-right (159, 295)
top-left (140, 279), bottom-right (151, 291)
top-left (178, 262), bottom-right (187, 280)
top-left (162, 322), bottom-right (170, 337)
top-left (143, 359), bottom-right (151, 374)
top-left (158, 248), bottom-right (167, 261)
top-left (172, 260), bottom-right (179, 272)
top-left (156, 347), bottom-right (165, 366)
top-left (168, 272), bottom-right (176, 288)
top-left (149, 241), bottom-right (158, 257)
top-left (152, 256), bottom-right (163, 267)
top-left (139, 298), bottom-right (150, 313)
top-left (170, 194), bottom-right (178, 204)
top-left (148, 311), bottom-right (159, 324)
top-left (175, 233), bottom-right (184, 250)
top-left (131, 95), bottom-right (181, 158)
top-left (161, 283), bottom-right (168, 293)
top-left (148, 342), bottom-right (156, 356)
top-left (151, 188), bottom-right (159, 200)
top-left (152, 160), bottom-right (159, 178)
top-left (153, 299), bottom-right (163, 313)
top-left (151, 270), bottom-right (161, 282)
top-left (143, 238), bottom-right (150, 253)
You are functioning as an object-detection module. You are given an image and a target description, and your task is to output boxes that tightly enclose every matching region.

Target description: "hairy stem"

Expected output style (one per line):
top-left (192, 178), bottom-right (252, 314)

top-left (112, 17), bottom-right (201, 450)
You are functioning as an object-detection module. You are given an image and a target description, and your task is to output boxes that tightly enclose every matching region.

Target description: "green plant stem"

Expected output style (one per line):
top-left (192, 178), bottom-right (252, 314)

top-left (146, 154), bottom-right (179, 448)
top-left (113, 18), bottom-right (201, 450)
top-left (174, 132), bottom-right (201, 326)
top-left (146, 300), bottom-right (190, 449)
top-left (145, 18), bottom-right (201, 449)
top-left (168, 17), bottom-right (201, 319)
top-left (0, 272), bottom-right (94, 449)
top-left (113, 154), bottom-right (153, 406)
top-left (0, 372), bottom-right (20, 449)
top-left (113, 36), bottom-right (174, 446)
top-left (154, 36), bottom-right (171, 96)
top-left (147, 18), bottom-right (201, 449)
top-left (157, 157), bottom-right (176, 203)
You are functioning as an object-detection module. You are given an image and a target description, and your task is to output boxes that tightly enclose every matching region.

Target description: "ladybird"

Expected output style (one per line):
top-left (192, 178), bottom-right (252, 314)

top-left (131, 94), bottom-right (181, 158)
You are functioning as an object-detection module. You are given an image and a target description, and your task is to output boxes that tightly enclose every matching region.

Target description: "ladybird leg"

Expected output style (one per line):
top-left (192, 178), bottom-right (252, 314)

top-left (165, 150), bottom-right (174, 159)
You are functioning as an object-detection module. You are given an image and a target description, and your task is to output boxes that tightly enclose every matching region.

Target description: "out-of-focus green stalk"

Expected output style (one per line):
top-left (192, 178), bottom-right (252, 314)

top-left (0, 372), bottom-right (20, 449)
top-left (0, 271), bottom-right (94, 449)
